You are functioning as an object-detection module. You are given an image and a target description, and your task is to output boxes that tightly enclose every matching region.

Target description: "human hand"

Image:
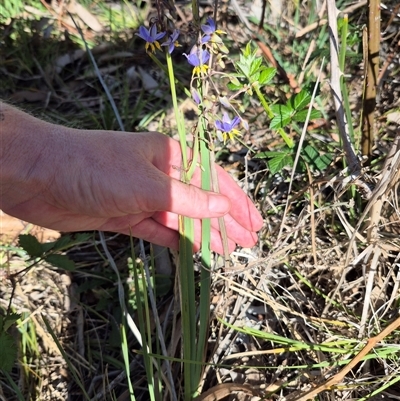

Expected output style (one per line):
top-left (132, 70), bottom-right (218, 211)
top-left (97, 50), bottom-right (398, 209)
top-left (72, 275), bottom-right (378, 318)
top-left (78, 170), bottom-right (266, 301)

top-left (1, 106), bottom-right (263, 253)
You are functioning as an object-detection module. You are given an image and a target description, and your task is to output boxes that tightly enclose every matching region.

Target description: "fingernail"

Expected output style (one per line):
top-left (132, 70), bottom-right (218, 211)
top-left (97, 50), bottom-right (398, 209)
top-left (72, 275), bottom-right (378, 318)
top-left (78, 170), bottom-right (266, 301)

top-left (208, 195), bottom-right (230, 215)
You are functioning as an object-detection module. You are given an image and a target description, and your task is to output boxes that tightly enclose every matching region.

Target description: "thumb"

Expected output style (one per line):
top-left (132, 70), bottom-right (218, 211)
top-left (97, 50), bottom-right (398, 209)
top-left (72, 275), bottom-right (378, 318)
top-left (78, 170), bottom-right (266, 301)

top-left (145, 174), bottom-right (231, 218)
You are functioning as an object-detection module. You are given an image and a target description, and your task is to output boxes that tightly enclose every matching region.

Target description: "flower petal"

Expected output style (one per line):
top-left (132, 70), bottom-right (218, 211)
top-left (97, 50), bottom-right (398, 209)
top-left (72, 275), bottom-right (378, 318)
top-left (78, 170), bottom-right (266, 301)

top-left (201, 35), bottom-right (211, 44)
top-left (149, 24), bottom-right (157, 39)
top-left (200, 50), bottom-right (210, 64)
top-left (192, 89), bottom-right (201, 104)
top-left (222, 112), bottom-right (231, 125)
top-left (155, 31), bottom-right (166, 40)
top-left (137, 25), bottom-right (151, 41)
top-left (215, 120), bottom-right (224, 131)
top-left (171, 29), bottom-right (180, 41)
top-left (201, 17), bottom-right (216, 35)
top-left (206, 18), bottom-right (216, 29)
top-left (231, 116), bottom-right (241, 128)
top-left (185, 53), bottom-right (200, 66)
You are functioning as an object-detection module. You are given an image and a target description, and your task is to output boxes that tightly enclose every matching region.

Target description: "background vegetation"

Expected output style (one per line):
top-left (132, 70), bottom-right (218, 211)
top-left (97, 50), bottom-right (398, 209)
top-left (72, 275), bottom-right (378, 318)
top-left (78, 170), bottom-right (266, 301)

top-left (1, 0), bottom-right (400, 400)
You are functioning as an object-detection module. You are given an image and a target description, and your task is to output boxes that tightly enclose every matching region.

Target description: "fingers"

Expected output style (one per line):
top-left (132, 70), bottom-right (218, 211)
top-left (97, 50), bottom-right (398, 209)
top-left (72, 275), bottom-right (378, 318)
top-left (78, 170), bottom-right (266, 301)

top-left (214, 164), bottom-right (264, 232)
top-left (143, 161), bottom-right (263, 232)
top-left (153, 211), bottom-right (259, 250)
top-left (150, 135), bottom-right (263, 230)
top-left (140, 167), bottom-right (232, 219)
top-left (102, 216), bottom-right (180, 249)
top-left (103, 215), bottom-right (237, 254)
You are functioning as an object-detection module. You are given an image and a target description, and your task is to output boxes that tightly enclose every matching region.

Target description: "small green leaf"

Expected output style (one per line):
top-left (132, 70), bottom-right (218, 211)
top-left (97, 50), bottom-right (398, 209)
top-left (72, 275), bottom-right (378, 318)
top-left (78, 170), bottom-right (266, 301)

top-left (0, 331), bottom-right (18, 373)
top-left (302, 145), bottom-right (333, 172)
top-left (244, 42), bottom-right (252, 57)
top-left (270, 115), bottom-right (292, 129)
top-left (254, 151), bottom-right (294, 174)
top-left (235, 61), bottom-right (250, 77)
top-left (253, 152), bottom-right (268, 159)
top-left (250, 71), bottom-right (260, 82)
top-left (316, 153), bottom-right (333, 171)
top-left (250, 57), bottom-right (263, 76)
top-left (74, 233), bottom-right (92, 243)
top-left (254, 150), bottom-right (284, 159)
top-left (293, 89), bottom-right (311, 110)
top-left (271, 104), bottom-right (293, 116)
top-left (302, 144), bottom-right (319, 162)
top-left (229, 76), bottom-right (241, 87)
top-left (42, 235), bottom-right (71, 252)
top-left (18, 234), bottom-right (44, 258)
top-left (227, 82), bottom-right (242, 91)
top-left (44, 254), bottom-right (75, 271)
top-left (293, 109), bottom-right (322, 122)
top-left (41, 242), bottom-right (56, 253)
top-left (268, 152), bottom-right (294, 174)
top-left (258, 67), bottom-right (276, 85)
top-left (42, 233), bottom-right (92, 253)
top-left (1, 313), bottom-right (21, 332)
top-left (50, 235), bottom-right (74, 252)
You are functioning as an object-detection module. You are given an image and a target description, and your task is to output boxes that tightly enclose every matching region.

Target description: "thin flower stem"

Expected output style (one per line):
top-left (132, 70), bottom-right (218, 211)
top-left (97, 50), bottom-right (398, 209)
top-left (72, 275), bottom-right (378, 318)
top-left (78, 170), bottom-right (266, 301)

top-left (165, 52), bottom-right (188, 173)
top-left (339, 15), bottom-right (355, 145)
top-left (191, 0), bottom-right (200, 25)
top-left (166, 46), bottom-right (198, 400)
top-left (253, 83), bottom-right (294, 148)
top-left (148, 52), bottom-right (192, 99)
top-left (195, 106), bottom-right (212, 391)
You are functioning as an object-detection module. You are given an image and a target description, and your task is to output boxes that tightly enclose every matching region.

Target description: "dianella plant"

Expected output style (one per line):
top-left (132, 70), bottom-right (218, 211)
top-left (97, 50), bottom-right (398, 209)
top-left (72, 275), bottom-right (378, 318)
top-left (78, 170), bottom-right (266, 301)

top-left (135, 5), bottom-right (322, 399)
top-left (136, 17), bottom-right (228, 399)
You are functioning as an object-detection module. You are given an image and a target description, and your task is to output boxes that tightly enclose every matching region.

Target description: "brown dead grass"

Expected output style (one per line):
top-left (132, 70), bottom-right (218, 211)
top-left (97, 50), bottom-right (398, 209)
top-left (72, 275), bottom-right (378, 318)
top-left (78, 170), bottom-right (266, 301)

top-left (1, 0), bottom-right (400, 400)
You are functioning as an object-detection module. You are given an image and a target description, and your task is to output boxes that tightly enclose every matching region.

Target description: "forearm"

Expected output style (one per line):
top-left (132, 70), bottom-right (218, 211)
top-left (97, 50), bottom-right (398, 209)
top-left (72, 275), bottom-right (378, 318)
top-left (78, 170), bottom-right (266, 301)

top-left (0, 102), bottom-right (61, 210)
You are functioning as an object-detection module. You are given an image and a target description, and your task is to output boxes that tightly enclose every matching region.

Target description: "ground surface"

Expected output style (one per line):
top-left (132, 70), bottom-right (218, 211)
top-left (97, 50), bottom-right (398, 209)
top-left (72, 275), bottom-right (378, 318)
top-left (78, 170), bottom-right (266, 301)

top-left (1, 0), bottom-right (400, 400)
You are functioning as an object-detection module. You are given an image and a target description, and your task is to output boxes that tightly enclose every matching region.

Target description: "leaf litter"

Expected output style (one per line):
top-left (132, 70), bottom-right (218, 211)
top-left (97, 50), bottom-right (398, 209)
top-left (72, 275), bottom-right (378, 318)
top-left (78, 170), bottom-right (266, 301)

top-left (1, 0), bottom-right (400, 400)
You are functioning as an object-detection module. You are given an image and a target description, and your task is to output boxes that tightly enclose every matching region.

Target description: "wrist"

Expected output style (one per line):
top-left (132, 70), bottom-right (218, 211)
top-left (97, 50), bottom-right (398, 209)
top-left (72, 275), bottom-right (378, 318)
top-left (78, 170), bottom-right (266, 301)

top-left (0, 102), bottom-right (64, 210)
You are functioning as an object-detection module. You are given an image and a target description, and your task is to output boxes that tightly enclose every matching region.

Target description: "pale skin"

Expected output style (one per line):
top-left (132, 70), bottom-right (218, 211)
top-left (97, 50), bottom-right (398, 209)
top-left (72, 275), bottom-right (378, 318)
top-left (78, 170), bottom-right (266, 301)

top-left (0, 102), bottom-right (263, 254)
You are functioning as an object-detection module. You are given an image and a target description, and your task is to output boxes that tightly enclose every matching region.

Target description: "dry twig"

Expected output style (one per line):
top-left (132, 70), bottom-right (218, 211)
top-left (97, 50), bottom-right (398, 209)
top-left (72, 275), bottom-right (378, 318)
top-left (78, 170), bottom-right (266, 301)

top-left (285, 316), bottom-right (400, 401)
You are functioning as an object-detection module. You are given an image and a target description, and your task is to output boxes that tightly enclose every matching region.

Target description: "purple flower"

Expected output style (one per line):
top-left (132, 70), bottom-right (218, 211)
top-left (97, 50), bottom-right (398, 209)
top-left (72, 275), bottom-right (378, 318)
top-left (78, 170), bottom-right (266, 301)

top-left (192, 89), bottom-right (201, 105)
top-left (215, 113), bottom-right (240, 132)
top-left (183, 46), bottom-right (210, 75)
top-left (215, 113), bottom-right (241, 143)
top-left (162, 29), bottom-right (180, 54)
top-left (201, 17), bottom-right (226, 43)
top-left (201, 17), bottom-right (217, 35)
top-left (136, 24), bottom-right (166, 53)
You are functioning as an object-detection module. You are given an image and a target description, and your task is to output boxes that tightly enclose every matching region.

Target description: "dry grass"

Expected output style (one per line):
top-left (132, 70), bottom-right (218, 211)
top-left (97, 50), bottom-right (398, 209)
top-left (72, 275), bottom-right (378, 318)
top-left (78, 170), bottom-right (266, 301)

top-left (1, 0), bottom-right (400, 400)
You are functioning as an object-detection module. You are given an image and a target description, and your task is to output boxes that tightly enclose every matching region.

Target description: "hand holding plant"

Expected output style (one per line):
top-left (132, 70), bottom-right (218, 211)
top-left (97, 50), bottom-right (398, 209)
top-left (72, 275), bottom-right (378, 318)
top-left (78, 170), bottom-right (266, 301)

top-left (0, 103), bottom-right (262, 254)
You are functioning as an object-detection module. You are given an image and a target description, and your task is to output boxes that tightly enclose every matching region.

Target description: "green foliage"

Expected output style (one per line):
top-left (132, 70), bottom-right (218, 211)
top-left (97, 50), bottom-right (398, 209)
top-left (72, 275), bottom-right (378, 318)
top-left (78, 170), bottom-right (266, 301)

top-left (0, 313), bottom-right (20, 332)
top-left (225, 42), bottom-right (323, 154)
top-left (250, 78), bottom-right (327, 175)
top-left (0, 332), bottom-right (17, 373)
top-left (301, 144), bottom-right (333, 171)
top-left (270, 88), bottom-right (322, 130)
top-left (255, 142), bottom-right (333, 175)
top-left (18, 233), bottom-right (91, 272)
top-left (1, 0), bottom-right (49, 22)
top-left (43, 254), bottom-right (75, 271)
top-left (309, 18), bottom-right (363, 66)
top-left (229, 42), bottom-right (277, 89)
top-left (258, 150), bottom-right (294, 174)
top-left (127, 257), bottom-right (172, 311)
top-left (18, 234), bottom-right (43, 258)
top-left (0, 313), bottom-right (21, 373)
